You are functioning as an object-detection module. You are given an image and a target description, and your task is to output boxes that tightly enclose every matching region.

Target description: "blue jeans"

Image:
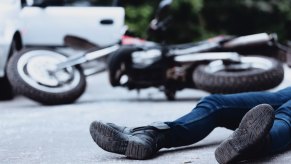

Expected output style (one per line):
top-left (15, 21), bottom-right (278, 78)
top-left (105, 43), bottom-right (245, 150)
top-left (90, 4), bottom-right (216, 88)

top-left (165, 87), bottom-right (291, 154)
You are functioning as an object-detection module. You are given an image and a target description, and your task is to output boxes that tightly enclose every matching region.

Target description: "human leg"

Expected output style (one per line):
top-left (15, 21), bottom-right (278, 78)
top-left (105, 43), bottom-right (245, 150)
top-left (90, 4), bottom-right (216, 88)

top-left (268, 99), bottom-right (291, 154)
top-left (215, 104), bottom-right (275, 163)
top-left (165, 87), bottom-right (291, 147)
top-left (90, 121), bottom-right (171, 159)
top-left (90, 87), bottom-right (291, 159)
top-left (215, 99), bottom-right (291, 163)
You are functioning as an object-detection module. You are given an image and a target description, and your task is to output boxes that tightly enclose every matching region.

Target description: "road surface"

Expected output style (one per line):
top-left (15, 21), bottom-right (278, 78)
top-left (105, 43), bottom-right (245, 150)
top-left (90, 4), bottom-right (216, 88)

top-left (1, 66), bottom-right (291, 164)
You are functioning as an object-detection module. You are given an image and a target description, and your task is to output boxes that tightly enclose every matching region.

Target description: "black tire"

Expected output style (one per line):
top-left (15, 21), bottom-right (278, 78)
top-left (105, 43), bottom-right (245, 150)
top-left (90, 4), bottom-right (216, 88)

top-left (0, 39), bottom-right (18, 101)
top-left (164, 89), bottom-right (176, 101)
top-left (0, 76), bottom-right (13, 100)
top-left (7, 48), bottom-right (86, 105)
top-left (193, 56), bottom-right (284, 94)
top-left (108, 45), bottom-right (140, 86)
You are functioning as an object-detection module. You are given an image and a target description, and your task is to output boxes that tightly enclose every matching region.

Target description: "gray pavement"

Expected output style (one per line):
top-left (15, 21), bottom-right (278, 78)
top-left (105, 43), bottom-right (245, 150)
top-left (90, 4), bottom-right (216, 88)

top-left (1, 66), bottom-right (291, 164)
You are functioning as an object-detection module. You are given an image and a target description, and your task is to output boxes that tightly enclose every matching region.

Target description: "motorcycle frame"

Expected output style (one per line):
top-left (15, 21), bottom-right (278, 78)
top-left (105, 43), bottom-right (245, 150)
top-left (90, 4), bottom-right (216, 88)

top-left (49, 33), bottom-right (284, 77)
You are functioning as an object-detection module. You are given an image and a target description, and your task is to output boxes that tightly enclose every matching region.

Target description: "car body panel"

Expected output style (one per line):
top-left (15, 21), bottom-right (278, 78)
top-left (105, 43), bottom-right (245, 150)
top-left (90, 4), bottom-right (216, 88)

top-left (20, 6), bottom-right (125, 47)
top-left (0, 0), bottom-right (21, 77)
top-left (0, 0), bottom-right (125, 77)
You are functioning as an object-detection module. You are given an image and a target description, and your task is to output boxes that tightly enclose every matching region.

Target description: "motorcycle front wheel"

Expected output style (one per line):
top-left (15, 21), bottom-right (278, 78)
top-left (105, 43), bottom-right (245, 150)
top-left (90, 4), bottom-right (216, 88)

top-left (193, 56), bottom-right (284, 94)
top-left (108, 45), bottom-right (140, 87)
top-left (7, 49), bottom-right (86, 105)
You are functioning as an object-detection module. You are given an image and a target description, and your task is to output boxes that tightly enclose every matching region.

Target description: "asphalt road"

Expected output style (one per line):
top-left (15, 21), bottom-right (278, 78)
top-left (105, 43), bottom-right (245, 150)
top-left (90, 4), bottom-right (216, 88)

top-left (1, 67), bottom-right (291, 164)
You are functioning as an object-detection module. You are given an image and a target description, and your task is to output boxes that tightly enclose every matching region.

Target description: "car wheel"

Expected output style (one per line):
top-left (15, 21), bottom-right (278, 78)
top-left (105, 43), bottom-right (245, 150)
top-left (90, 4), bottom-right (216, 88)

top-left (0, 76), bottom-right (13, 100)
top-left (0, 40), bottom-right (18, 101)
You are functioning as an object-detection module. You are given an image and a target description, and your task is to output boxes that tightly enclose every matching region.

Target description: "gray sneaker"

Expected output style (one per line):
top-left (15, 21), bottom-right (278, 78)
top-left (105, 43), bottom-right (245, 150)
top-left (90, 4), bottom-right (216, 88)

top-left (89, 121), bottom-right (170, 160)
top-left (215, 104), bottom-right (274, 164)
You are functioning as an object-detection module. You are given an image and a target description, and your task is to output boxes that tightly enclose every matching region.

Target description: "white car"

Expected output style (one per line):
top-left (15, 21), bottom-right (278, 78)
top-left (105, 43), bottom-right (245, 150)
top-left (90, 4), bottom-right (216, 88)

top-left (0, 0), bottom-right (125, 100)
top-left (0, 0), bottom-right (22, 100)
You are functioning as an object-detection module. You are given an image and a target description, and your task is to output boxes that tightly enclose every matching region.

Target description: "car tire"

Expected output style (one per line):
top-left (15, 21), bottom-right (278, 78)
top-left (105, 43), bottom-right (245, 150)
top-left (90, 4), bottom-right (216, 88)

top-left (0, 76), bottom-right (13, 100)
top-left (0, 39), bottom-right (18, 101)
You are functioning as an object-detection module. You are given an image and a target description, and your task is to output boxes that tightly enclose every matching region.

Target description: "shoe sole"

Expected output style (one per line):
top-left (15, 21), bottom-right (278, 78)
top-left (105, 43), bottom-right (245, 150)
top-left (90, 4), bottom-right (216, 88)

top-left (215, 104), bottom-right (274, 164)
top-left (90, 121), bottom-right (153, 159)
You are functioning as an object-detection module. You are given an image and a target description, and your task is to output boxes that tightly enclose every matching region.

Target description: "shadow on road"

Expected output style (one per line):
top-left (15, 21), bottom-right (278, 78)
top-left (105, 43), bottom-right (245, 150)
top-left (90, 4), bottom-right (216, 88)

top-left (78, 96), bottom-right (204, 104)
top-left (156, 141), bottom-right (221, 157)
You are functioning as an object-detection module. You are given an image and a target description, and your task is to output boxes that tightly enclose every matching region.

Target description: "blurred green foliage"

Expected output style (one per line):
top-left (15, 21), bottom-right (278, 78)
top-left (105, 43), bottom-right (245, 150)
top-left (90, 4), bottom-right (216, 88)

top-left (120, 0), bottom-right (291, 43)
top-left (125, 4), bottom-right (155, 38)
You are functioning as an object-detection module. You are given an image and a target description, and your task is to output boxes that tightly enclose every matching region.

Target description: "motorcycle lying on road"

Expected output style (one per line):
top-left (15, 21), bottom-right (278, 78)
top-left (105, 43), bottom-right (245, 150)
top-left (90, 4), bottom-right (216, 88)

top-left (108, 33), bottom-right (286, 100)
top-left (6, 33), bottom-right (287, 105)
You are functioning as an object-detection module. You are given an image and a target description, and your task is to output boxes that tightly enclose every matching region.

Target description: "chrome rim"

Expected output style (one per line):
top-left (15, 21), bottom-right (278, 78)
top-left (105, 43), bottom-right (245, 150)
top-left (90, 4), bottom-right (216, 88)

top-left (17, 50), bottom-right (81, 93)
top-left (205, 57), bottom-right (274, 74)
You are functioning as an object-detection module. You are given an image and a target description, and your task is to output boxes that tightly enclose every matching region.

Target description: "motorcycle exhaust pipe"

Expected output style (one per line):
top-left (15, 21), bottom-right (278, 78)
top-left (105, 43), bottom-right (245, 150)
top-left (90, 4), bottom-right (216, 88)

top-left (223, 33), bottom-right (277, 48)
top-left (174, 52), bottom-right (241, 64)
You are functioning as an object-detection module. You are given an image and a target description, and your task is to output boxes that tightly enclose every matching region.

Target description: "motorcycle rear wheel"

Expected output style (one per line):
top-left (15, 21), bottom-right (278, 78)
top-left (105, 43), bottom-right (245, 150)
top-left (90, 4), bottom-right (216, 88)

top-left (7, 48), bottom-right (86, 105)
top-left (193, 56), bottom-right (284, 94)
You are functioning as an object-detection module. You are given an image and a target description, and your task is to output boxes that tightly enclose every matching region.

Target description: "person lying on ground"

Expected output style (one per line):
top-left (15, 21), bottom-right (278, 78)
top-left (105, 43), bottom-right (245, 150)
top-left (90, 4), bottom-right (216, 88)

top-left (90, 87), bottom-right (291, 163)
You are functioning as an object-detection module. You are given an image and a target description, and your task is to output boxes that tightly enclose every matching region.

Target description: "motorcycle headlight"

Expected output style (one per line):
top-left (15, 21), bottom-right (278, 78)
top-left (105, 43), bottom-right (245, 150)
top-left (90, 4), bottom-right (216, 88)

top-left (132, 49), bottom-right (162, 67)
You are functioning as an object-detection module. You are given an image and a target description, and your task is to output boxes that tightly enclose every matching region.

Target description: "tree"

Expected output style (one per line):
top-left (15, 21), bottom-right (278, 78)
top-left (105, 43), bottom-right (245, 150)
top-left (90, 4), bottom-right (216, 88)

top-left (122, 0), bottom-right (291, 43)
